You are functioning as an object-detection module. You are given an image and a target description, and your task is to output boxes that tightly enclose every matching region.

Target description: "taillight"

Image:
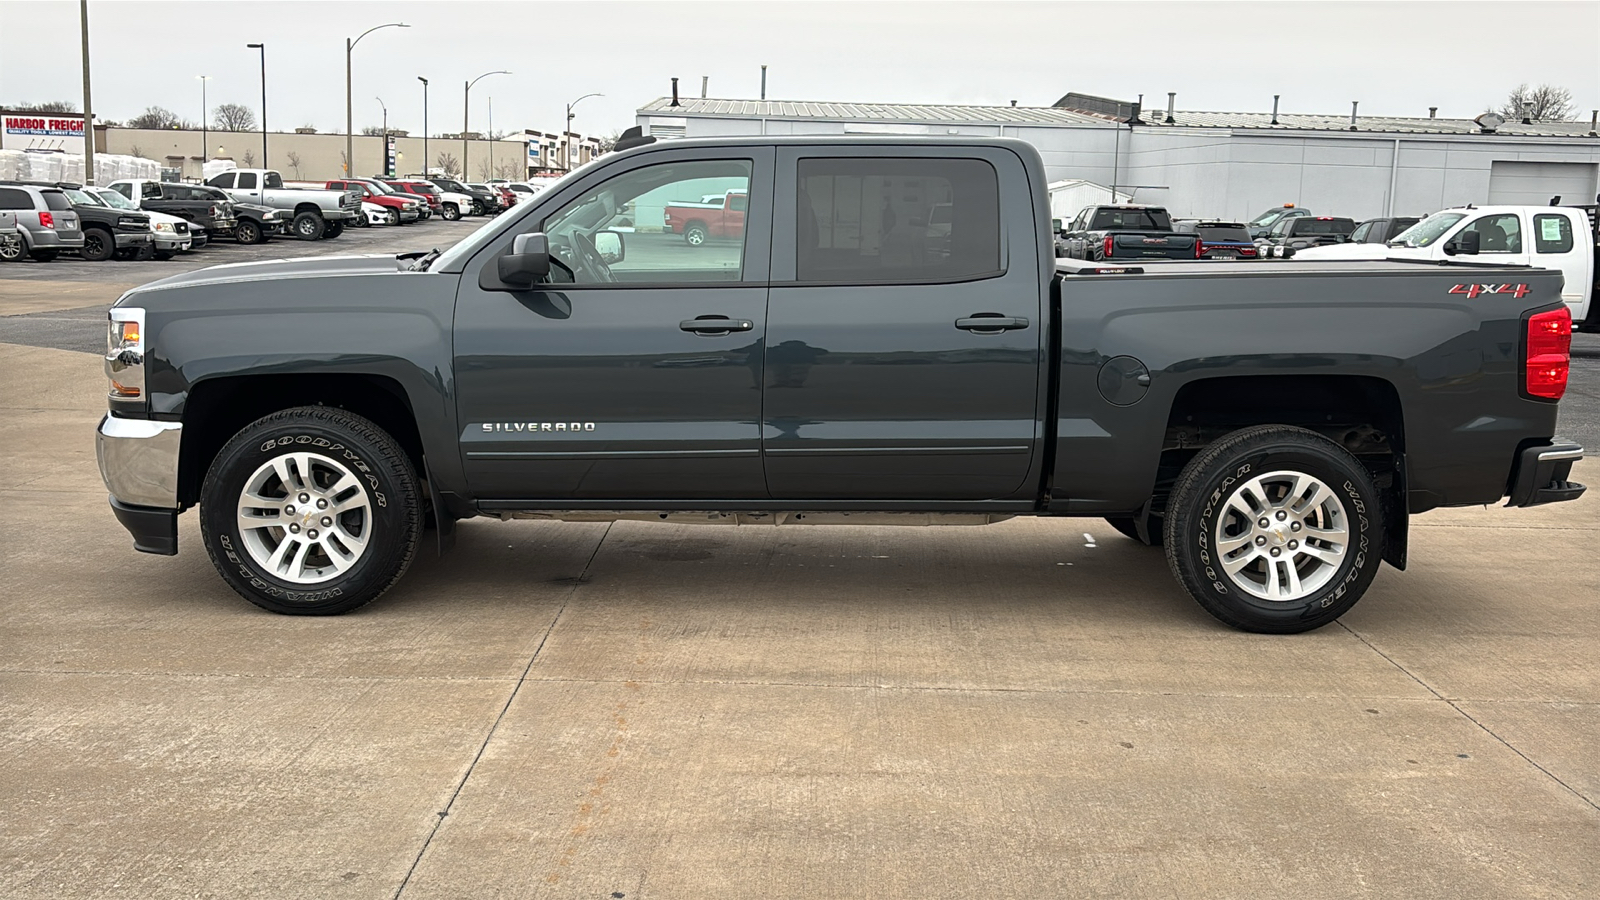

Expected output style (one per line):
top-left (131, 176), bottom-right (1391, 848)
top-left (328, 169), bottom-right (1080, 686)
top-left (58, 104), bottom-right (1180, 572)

top-left (1242, 247), bottom-right (1257, 257)
top-left (1195, 240), bottom-right (1204, 259)
top-left (209, 205), bottom-right (218, 216)
top-left (1525, 307), bottom-right (1572, 400)
top-left (39, 211), bottom-right (55, 229)
top-left (1102, 235), bottom-right (1114, 258)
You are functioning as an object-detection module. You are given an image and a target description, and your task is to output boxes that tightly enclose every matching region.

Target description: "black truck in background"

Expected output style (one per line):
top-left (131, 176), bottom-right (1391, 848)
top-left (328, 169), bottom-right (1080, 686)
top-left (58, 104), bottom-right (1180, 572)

top-left (96, 134), bottom-right (1585, 634)
top-left (1057, 205), bottom-right (1199, 260)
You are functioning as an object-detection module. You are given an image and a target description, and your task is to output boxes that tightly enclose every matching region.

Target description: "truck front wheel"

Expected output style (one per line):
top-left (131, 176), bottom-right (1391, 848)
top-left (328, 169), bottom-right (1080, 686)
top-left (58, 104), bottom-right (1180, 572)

top-left (323, 220), bottom-right (346, 239)
top-left (291, 212), bottom-right (325, 240)
top-left (441, 203), bottom-right (461, 221)
top-left (1163, 425), bottom-right (1384, 634)
top-left (235, 220), bottom-right (262, 244)
top-left (199, 406), bottom-right (422, 616)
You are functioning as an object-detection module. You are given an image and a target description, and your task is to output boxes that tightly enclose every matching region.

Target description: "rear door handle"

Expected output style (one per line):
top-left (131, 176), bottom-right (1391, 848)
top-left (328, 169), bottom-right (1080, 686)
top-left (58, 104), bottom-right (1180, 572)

top-left (680, 316), bottom-right (754, 335)
top-left (955, 315), bottom-right (1029, 333)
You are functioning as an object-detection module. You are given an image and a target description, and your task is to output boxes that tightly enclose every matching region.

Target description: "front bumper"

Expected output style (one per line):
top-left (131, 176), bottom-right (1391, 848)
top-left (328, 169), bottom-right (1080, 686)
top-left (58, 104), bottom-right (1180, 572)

top-left (154, 233), bottom-right (192, 251)
top-left (114, 231), bottom-right (154, 249)
top-left (97, 415), bottom-right (183, 555)
top-left (1506, 440), bottom-right (1587, 507)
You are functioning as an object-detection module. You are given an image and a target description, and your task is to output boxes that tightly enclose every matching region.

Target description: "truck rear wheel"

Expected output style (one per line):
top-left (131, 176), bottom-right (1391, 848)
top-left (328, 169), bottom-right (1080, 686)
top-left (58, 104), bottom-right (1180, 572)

top-left (199, 406), bottom-right (422, 616)
top-left (684, 223), bottom-right (709, 246)
top-left (1163, 425), bottom-right (1383, 634)
top-left (291, 212), bottom-right (325, 240)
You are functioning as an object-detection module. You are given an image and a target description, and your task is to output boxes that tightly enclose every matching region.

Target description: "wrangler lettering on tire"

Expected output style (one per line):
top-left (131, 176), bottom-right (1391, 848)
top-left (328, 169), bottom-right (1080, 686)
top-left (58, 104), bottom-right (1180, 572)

top-left (1163, 425), bottom-right (1384, 633)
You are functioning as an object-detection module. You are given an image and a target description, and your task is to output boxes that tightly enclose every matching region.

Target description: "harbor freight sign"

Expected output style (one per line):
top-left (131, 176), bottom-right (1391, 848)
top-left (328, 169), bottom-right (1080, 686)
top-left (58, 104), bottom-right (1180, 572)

top-left (1, 112), bottom-right (89, 152)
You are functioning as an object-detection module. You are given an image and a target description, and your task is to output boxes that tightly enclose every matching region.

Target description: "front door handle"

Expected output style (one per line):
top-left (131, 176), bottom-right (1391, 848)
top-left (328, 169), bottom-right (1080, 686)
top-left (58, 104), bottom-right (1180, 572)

top-left (680, 316), bottom-right (754, 335)
top-left (955, 315), bottom-right (1029, 334)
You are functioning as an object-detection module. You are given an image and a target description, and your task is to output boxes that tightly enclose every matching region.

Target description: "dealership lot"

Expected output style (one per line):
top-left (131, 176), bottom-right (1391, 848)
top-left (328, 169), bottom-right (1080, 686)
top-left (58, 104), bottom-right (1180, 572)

top-left (1, 231), bottom-right (1597, 897)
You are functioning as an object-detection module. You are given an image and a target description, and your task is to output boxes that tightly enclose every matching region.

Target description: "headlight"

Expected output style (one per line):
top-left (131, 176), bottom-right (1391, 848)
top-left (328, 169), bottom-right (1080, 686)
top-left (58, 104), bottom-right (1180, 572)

top-left (106, 307), bottom-right (146, 400)
top-left (154, 222), bottom-right (175, 233)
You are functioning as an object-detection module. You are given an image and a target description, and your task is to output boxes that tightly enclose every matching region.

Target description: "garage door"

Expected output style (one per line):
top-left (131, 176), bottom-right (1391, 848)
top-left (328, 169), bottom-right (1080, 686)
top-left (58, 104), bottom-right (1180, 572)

top-left (1487, 161), bottom-right (1599, 206)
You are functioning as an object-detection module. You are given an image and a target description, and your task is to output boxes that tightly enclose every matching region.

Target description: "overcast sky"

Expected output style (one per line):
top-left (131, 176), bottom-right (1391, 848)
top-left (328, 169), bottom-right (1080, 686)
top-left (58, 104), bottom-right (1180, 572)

top-left (1, 0), bottom-right (1597, 137)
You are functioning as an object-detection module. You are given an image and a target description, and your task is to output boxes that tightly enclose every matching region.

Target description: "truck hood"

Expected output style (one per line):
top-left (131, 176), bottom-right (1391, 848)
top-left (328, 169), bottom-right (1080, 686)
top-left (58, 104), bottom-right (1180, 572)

top-left (123, 254), bottom-right (406, 295)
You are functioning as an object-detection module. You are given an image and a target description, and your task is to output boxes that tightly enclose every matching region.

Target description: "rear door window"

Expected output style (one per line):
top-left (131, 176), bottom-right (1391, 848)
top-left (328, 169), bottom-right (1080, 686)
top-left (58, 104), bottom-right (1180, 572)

top-left (237, 173), bottom-right (258, 189)
top-left (796, 157), bottom-right (1000, 284)
top-left (1533, 214), bottom-right (1574, 254)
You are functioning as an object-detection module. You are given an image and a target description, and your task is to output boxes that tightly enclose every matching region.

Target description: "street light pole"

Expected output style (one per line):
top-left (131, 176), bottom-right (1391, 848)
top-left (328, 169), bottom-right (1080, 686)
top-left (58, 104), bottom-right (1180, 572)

top-left (376, 96), bottom-right (388, 177)
top-left (488, 96), bottom-right (493, 178)
top-left (346, 22), bottom-right (408, 177)
top-left (464, 70), bottom-right (510, 180)
top-left (246, 43), bottom-right (266, 167)
top-left (418, 77), bottom-right (429, 176)
top-left (564, 92), bottom-right (602, 172)
top-left (198, 75), bottom-right (210, 173)
top-left (79, 0), bottom-right (95, 185)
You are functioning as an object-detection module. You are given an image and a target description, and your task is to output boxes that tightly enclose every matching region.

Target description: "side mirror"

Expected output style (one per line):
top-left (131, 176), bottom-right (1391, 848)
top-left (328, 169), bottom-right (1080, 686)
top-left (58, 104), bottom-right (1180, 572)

top-left (594, 230), bottom-right (625, 264)
top-left (497, 232), bottom-right (550, 287)
top-left (1443, 230), bottom-right (1480, 256)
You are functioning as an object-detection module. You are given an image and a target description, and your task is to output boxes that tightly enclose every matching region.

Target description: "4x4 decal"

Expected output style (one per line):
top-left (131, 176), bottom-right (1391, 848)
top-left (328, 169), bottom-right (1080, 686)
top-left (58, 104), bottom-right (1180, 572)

top-left (1450, 283), bottom-right (1530, 299)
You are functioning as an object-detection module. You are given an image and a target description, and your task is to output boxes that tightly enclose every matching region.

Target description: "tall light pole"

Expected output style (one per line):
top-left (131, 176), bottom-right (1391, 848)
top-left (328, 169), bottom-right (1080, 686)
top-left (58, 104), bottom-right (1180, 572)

top-left (487, 96), bottom-right (494, 178)
top-left (79, 0), bottom-right (95, 184)
top-left (464, 70), bottom-right (510, 180)
top-left (375, 96), bottom-right (387, 177)
top-left (564, 92), bottom-right (602, 172)
top-left (246, 43), bottom-right (266, 167)
top-left (197, 75), bottom-right (211, 171)
top-left (417, 77), bottom-right (429, 176)
top-left (346, 22), bottom-right (408, 176)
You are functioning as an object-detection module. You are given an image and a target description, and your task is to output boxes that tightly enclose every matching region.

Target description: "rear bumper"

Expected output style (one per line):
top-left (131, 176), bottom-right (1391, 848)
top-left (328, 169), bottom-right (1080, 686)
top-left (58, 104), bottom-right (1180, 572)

top-left (1506, 440), bottom-right (1587, 507)
top-left (25, 228), bottom-right (85, 250)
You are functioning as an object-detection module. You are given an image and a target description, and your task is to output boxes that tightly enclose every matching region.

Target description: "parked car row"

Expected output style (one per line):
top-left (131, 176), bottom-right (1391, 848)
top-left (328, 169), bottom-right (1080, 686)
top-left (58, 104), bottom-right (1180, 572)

top-left (1055, 202), bottom-right (1418, 262)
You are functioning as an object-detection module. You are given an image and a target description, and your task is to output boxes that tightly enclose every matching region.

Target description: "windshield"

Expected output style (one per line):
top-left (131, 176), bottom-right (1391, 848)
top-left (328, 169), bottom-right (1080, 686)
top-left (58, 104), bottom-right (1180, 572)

top-left (94, 189), bottom-right (136, 209)
top-left (365, 180), bottom-right (396, 195)
top-left (1089, 207), bottom-right (1171, 230)
top-left (1390, 213), bottom-right (1465, 248)
top-left (62, 188), bottom-right (102, 206)
top-left (1294, 219), bottom-right (1354, 235)
top-left (1249, 208), bottom-right (1292, 226)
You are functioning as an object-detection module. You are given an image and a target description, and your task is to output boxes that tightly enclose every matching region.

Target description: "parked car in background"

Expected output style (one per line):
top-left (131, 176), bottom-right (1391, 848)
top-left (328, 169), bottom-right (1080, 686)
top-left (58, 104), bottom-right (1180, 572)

top-left (1348, 216), bottom-right (1421, 244)
top-left (425, 176), bottom-right (496, 215)
top-left (1247, 204), bottom-right (1312, 238)
top-left (204, 169), bottom-right (360, 240)
top-left (1257, 216), bottom-right (1357, 257)
top-left (0, 182), bottom-right (84, 261)
top-left (1057, 205), bottom-right (1199, 260)
top-left (1294, 204), bottom-right (1596, 327)
top-left (326, 179), bottom-right (424, 225)
top-left (88, 186), bottom-right (198, 257)
top-left (0, 211), bottom-right (19, 260)
top-left (1172, 220), bottom-right (1259, 259)
top-left (358, 201), bottom-right (391, 227)
top-left (46, 185), bottom-right (154, 261)
top-left (108, 179), bottom-right (237, 241)
top-left (186, 185), bottom-right (286, 244)
top-left (504, 182), bottom-right (542, 204)
top-left (468, 182), bottom-right (512, 212)
top-left (384, 179), bottom-right (448, 219)
top-left (665, 189), bottom-right (748, 246)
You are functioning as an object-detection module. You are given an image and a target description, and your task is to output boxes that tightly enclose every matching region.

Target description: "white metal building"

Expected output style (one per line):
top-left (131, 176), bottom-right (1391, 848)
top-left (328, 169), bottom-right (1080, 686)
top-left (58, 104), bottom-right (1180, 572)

top-left (636, 94), bottom-right (1600, 222)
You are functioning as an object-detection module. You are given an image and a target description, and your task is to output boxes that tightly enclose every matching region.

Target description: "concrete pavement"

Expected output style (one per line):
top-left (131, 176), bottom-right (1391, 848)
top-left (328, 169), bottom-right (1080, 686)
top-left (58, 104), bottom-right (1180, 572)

top-left (2, 289), bottom-right (1598, 898)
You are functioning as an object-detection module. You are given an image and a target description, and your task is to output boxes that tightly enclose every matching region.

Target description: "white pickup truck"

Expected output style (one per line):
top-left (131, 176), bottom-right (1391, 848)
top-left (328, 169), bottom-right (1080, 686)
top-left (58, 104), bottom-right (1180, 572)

top-left (202, 168), bottom-right (362, 240)
top-left (1296, 203), bottom-right (1598, 328)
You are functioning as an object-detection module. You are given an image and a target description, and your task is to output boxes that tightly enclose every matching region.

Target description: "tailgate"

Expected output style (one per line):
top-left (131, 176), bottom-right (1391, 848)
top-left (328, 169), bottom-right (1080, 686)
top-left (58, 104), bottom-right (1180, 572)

top-left (1110, 231), bottom-right (1197, 258)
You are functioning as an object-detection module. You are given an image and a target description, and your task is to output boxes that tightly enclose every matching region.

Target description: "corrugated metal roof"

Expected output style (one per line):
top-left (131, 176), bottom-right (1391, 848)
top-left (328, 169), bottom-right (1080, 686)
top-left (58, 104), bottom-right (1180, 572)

top-left (638, 97), bottom-right (1105, 126)
top-left (639, 97), bottom-right (1600, 139)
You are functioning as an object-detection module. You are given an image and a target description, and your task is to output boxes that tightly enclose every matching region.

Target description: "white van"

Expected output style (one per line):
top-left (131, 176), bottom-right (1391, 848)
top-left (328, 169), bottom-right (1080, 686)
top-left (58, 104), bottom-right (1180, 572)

top-left (1296, 205), bottom-right (1597, 326)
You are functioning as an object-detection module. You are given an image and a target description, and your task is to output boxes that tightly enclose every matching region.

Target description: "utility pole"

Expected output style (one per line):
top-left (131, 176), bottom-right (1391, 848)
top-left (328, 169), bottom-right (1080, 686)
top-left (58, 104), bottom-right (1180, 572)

top-left (346, 23), bottom-right (408, 177)
top-left (376, 96), bottom-right (388, 177)
top-left (198, 75), bottom-right (210, 173)
top-left (418, 77), bottom-right (429, 175)
top-left (564, 92), bottom-right (602, 172)
top-left (488, 97), bottom-right (493, 178)
top-left (464, 70), bottom-right (510, 179)
top-left (247, 43), bottom-right (267, 167)
top-left (80, 0), bottom-right (95, 184)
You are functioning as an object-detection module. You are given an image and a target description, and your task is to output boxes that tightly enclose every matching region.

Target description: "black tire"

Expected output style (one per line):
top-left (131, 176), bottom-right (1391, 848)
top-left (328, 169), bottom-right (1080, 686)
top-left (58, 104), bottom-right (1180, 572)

top-left (29, 249), bottom-right (58, 262)
top-left (441, 203), bottom-right (461, 221)
top-left (1105, 516), bottom-right (1162, 546)
top-left (291, 212), bottom-right (325, 240)
top-left (153, 249), bottom-right (175, 261)
top-left (199, 406), bottom-right (422, 616)
top-left (1163, 425), bottom-right (1384, 634)
top-left (387, 209), bottom-right (400, 226)
top-left (323, 220), bottom-right (346, 239)
top-left (80, 227), bottom-right (115, 262)
top-left (235, 219), bottom-right (262, 244)
top-left (684, 223), bottom-right (709, 247)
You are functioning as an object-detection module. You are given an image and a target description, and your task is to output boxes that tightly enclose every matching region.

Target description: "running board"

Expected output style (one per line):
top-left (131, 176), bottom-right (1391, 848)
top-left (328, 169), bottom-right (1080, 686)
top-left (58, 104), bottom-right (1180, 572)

top-left (494, 510), bottom-right (1017, 527)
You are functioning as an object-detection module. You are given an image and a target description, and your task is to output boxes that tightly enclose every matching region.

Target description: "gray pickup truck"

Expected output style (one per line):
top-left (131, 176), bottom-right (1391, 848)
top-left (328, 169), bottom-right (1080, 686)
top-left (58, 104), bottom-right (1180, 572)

top-left (96, 132), bottom-right (1585, 633)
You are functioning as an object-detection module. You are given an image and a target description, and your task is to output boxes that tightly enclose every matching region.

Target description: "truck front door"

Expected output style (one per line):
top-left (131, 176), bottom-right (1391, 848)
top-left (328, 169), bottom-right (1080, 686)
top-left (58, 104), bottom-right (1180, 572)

top-left (761, 147), bottom-right (1045, 501)
top-left (453, 147), bottom-right (774, 501)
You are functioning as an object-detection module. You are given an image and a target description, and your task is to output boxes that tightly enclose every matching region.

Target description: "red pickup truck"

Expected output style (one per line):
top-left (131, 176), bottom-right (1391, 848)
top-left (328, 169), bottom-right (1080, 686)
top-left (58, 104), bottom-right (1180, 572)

top-left (664, 190), bottom-right (747, 246)
top-left (325, 179), bottom-right (425, 225)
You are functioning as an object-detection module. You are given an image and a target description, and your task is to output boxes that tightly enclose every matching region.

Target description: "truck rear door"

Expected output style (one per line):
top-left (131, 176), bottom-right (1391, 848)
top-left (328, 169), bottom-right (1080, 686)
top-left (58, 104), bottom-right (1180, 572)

top-left (1525, 209), bottom-right (1593, 321)
top-left (762, 146), bottom-right (1044, 501)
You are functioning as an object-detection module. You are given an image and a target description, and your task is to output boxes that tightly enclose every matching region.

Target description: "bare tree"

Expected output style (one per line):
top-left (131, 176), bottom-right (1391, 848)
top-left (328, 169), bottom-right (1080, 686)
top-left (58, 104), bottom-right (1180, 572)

top-left (435, 151), bottom-right (460, 177)
top-left (493, 159), bottom-right (523, 181)
top-left (128, 106), bottom-right (183, 130)
top-left (360, 125), bottom-right (386, 136)
top-left (241, 149), bottom-right (256, 167)
top-left (129, 145), bottom-right (144, 159)
top-left (286, 150), bottom-right (303, 179)
top-left (1490, 84), bottom-right (1579, 122)
top-left (213, 103), bottom-right (257, 132)
top-left (12, 100), bottom-right (78, 113)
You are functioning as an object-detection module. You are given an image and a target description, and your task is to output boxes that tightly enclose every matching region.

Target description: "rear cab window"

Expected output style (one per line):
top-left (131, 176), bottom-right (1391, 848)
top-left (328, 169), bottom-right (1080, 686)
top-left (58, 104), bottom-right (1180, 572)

top-left (1089, 207), bottom-right (1170, 231)
top-left (1533, 214), bottom-right (1574, 254)
top-left (795, 157), bottom-right (1000, 284)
